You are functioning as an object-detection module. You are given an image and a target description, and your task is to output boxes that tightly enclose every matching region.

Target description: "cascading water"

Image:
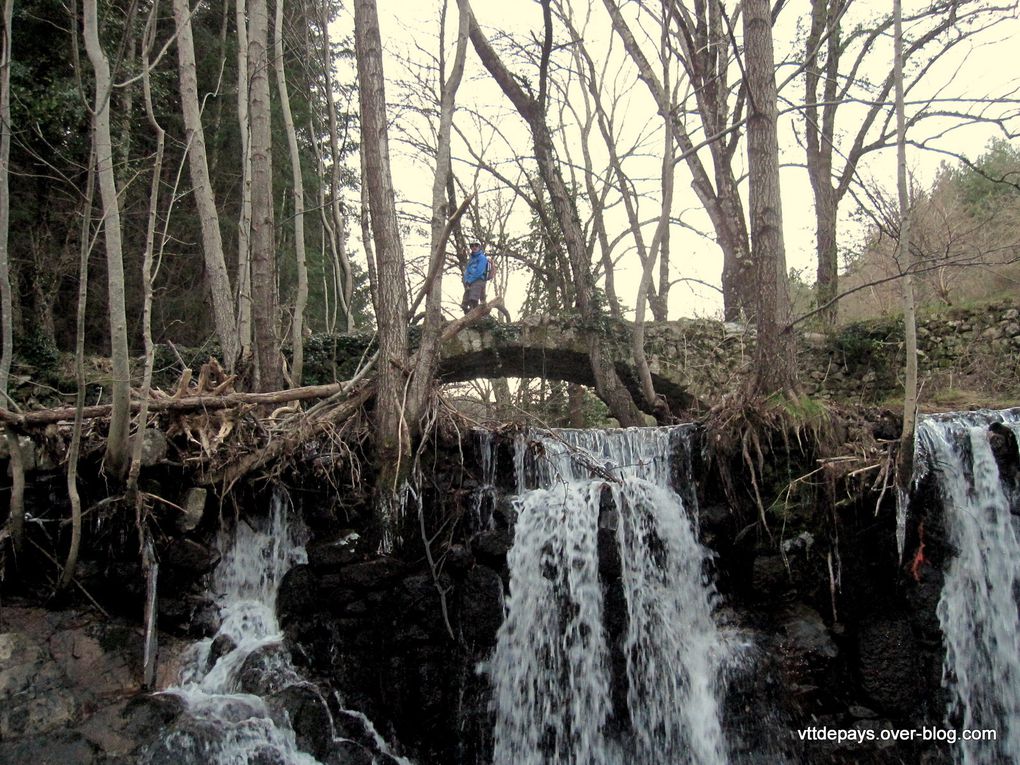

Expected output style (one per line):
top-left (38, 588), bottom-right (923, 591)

top-left (915, 409), bottom-right (1020, 764)
top-left (144, 494), bottom-right (407, 765)
top-left (143, 494), bottom-right (321, 764)
top-left (489, 426), bottom-right (728, 765)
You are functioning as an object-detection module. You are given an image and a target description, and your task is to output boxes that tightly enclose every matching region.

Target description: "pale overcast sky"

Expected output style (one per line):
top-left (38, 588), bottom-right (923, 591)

top-left (338, 1), bottom-right (1020, 320)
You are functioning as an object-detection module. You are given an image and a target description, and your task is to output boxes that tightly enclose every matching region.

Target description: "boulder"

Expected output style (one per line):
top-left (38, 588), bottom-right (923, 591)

top-left (178, 488), bottom-right (207, 532)
top-left (269, 684), bottom-right (334, 761)
top-left (140, 428), bottom-right (168, 466)
top-left (459, 565), bottom-right (503, 648)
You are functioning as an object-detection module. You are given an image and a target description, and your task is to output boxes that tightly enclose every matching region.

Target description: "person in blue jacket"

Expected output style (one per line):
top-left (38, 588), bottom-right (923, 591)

top-left (462, 241), bottom-right (489, 314)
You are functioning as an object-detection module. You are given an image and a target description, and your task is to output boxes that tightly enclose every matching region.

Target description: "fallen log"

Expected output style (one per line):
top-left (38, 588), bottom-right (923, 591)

top-left (0, 381), bottom-right (361, 428)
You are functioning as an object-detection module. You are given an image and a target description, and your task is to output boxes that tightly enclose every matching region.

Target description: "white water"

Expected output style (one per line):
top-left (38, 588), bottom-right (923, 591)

top-left (151, 493), bottom-right (322, 765)
top-left (490, 427), bottom-right (728, 765)
top-left (916, 410), bottom-right (1020, 764)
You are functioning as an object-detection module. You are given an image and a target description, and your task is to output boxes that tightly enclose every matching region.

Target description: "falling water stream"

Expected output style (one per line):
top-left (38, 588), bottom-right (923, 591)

top-left (143, 495), bottom-right (321, 764)
top-left (489, 426), bottom-right (728, 765)
top-left (915, 409), bottom-right (1020, 764)
top-left (144, 494), bottom-right (406, 765)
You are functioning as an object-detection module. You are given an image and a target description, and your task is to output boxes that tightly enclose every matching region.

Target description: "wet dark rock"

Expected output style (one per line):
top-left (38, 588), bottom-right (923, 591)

top-left (857, 618), bottom-right (921, 716)
top-left (326, 740), bottom-right (375, 765)
top-left (307, 532), bottom-right (363, 571)
top-left (751, 554), bottom-right (791, 600)
top-left (178, 487), bottom-right (207, 532)
top-left (780, 605), bottom-right (838, 663)
top-left (237, 643), bottom-right (299, 697)
top-left (208, 633), bottom-right (237, 667)
top-left (157, 594), bottom-right (220, 637)
top-left (324, 557), bottom-right (409, 591)
top-left (597, 527), bottom-right (622, 580)
top-left (872, 411), bottom-right (901, 441)
top-left (0, 729), bottom-right (100, 765)
top-left (459, 566), bottom-right (503, 648)
top-left (332, 709), bottom-right (381, 749)
top-left (470, 529), bottom-right (511, 566)
top-left (269, 684), bottom-right (334, 760)
top-left (278, 564), bottom-right (320, 624)
top-left (491, 497), bottom-right (517, 530)
top-left (444, 544), bottom-right (473, 574)
top-left (138, 718), bottom-right (227, 765)
top-left (162, 538), bottom-right (220, 575)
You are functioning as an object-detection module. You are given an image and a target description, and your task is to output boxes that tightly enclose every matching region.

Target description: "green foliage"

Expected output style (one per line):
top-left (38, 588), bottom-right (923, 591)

top-left (832, 319), bottom-right (902, 366)
top-left (949, 138), bottom-right (1020, 214)
top-left (302, 332), bottom-right (377, 386)
top-left (13, 325), bottom-right (59, 371)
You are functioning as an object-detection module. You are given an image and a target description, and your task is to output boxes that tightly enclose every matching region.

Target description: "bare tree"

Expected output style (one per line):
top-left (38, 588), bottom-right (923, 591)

top-left (406, 0), bottom-right (469, 419)
top-left (84, 0), bottom-right (131, 472)
top-left (894, 0), bottom-right (918, 485)
top-left (603, 0), bottom-right (756, 321)
top-left (248, 0), bottom-right (284, 390)
top-left (0, 0), bottom-right (12, 402)
top-left (0, 0), bottom-right (21, 553)
top-left (274, 0), bottom-right (308, 383)
top-left (801, 0), bottom-right (1016, 326)
top-left (744, 0), bottom-right (798, 395)
top-left (465, 0), bottom-right (643, 425)
top-left (235, 0), bottom-right (253, 358)
top-left (313, 0), bottom-right (354, 331)
top-left (355, 0), bottom-right (412, 545)
top-left (173, 0), bottom-right (239, 368)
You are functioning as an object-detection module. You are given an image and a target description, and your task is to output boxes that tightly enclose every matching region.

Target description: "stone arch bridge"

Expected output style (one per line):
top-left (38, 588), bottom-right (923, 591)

top-left (435, 316), bottom-right (718, 414)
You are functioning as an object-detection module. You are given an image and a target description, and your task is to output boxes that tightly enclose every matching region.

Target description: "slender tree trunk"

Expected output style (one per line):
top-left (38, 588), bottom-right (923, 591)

top-left (117, 36), bottom-right (134, 178)
top-left (84, 0), bottom-right (131, 473)
top-left (744, 0), bottom-right (798, 395)
top-left (248, 0), bottom-right (283, 390)
top-left (1, 0), bottom-right (22, 554)
top-left (805, 0), bottom-right (842, 327)
top-left (126, 3), bottom-right (165, 501)
top-left (355, 0), bottom-right (411, 548)
top-left (1, 0), bottom-right (13, 402)
top-left (236, 0), bottom-right (253, 359)
top-left (317, 0), bottom-right (353, 330)
top-left (173, 0), bottom-right (239, 368)
top-left (895, 0), bottom-right (918, 486)
top-left (273, 0), bottom-right (307, 383)
top-left (466, 0), bottom-right (642, 425)
top-left (602, 0), bottom-right (754, 321)
top-left (407, 0), bottom-right (468, 419)
top-left (62, 145), bottom-right (95, 587)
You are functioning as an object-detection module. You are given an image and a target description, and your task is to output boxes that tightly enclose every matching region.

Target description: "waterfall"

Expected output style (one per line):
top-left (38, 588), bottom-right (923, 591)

top-left (145, 493), bottom-right (407, 765)
top-left (489, 426), bottom-right (728, 765)
top-left (916, 410), bottom-right (1020, 764)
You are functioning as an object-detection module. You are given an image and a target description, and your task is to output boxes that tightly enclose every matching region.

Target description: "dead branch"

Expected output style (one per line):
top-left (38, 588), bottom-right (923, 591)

top-left (0, 379), bottom-right (374, 427)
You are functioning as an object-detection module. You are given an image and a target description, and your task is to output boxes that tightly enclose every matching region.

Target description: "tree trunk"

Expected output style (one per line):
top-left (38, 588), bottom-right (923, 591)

top-left (406, 0), bottom-right (469, 419)
top-left (894, 0), bottom-right (918, 486)
top-left (84, 0), bottom-right (131, 473)
top-left (466, 0), bottom-right (642, 426)
top-left (316, 0), bottom-right (353, 331)
top-left (248, 0), bottom-right (283, 390)
top-left (355, 0), bottom-right (411, 548)
top-left (805, 0), bottom-right (842, 327)
top-left (1, 0), bottom-right (18, 550)
top-left (743, 0), bottom-right (798, 395)
top-left (602, 0), bottom-right (754, 322)
top-left (1, 0), bottom-right (13, 402)
top-left (273, 0), bottom-right (307, 383)
top-left (174, 0), bottom-right (239, 369)
top-left (235, 0), bottom-right (253, 359)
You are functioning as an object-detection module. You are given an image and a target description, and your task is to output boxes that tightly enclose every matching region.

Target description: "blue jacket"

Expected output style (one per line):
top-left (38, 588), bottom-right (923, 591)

top-left (464, 250), bottom-right (488, 285)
